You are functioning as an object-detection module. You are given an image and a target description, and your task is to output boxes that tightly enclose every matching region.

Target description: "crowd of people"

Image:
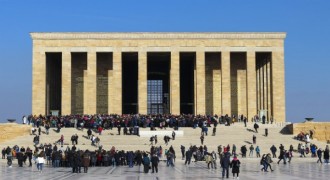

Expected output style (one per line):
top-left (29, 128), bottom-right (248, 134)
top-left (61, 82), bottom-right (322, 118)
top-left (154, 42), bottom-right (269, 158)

top-left (22, 113), bottom-right (273, 132)
top-left (0, 114), bottom-right (325, 178)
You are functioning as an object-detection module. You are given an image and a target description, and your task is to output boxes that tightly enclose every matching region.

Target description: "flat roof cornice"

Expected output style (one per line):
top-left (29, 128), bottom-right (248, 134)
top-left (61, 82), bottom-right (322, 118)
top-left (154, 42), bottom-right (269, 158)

top-left (30, 32), bottom-right (286, 40)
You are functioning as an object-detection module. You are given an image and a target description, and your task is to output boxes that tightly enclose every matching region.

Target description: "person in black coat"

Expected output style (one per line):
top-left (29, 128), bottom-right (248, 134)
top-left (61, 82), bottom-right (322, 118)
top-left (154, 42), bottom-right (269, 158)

top-left (221, 152), bottom-right (231, 178)
top-left (26, 149), bottom-right (33, 167)
top-left (323, 145), bottom-right (329, 163)
top-left (241, 145), bottom-right (247, 158)
top-left (151, 154), bottom-right (159, 173)
top-left (16, 151), bottom-right (24, 167)
top-left (185, 149), bottom-right (192, 165)
top-left (230, 156), bottom-right (241, 178)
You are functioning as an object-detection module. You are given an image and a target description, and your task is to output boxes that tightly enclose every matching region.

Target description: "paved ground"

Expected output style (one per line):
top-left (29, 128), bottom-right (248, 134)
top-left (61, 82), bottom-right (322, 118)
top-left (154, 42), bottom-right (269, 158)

top-left (1, 158), bottom-right (329, 180)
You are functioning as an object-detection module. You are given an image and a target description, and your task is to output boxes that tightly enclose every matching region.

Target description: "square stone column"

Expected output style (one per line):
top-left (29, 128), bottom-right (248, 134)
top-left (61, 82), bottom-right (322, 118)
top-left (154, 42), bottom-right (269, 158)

top-left (61, 51), bottom-right (71, 115)
top-left (84, 51), bottom-right (97, 114)
top-left (221, 51), bottom-right (231, 115)
top-left (111, 51), bottom-right (122, 114)
top-left (32, 50), bottom-right (46, 115)
top-left (247, 51), bottom-right (257, 120)
top-left (170, 51), bottom-right (180, 114)
top-left (138, 51), bottom-right (147, 114)
top-left (196, 51), bottom-right (206, 115)
top-left (272, 50), bottom-right (286, 122)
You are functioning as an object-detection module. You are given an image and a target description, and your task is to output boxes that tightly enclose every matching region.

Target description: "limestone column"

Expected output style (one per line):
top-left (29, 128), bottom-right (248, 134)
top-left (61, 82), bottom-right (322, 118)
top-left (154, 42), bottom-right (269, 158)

top-left (84, 50), bottom-right (97, 114)
top-left (32, 50), bottom-right (46, 115)
top-left (266, 57), bottom-right (272, 120)
top-left (196, 51), bottom-right (206, 115)
top-left (170, 51), bottom-right (180, 114)
top-left (247, 51), bottom-right (257, 121)
top-left (221, 51), bottom-right (231, 115)
top-left (138, 51), bottom-right (147, 114)
top-left (61, 51), bottom-right (71, 115)
top-left (272, 50), bottom-right (286, 122)
top-left (108, 70), bottom-right (113, 114)
top-left (111, 50), bottom-right (122, 114)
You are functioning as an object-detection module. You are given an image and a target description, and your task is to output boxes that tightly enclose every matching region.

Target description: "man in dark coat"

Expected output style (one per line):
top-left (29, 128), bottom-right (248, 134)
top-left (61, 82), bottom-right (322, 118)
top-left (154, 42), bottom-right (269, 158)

top-left (151, 154), bottom-right (159, 173)
top-left (26, 148), bottom-right (33, 167)
top-left (185, 149), bottom-right (193, 165)
top-left (254, 123), bottom-right (259, 133)
top-left (221, 152), bottom-right (231, 178)
top-left (270, 145), bottom-right (277, 158)
top-left (241, 145), bottom-right (247, 158)
top-left (82, 150), bottom-right (90, 173)
top-left (16, 151), bottom-right (24, 167)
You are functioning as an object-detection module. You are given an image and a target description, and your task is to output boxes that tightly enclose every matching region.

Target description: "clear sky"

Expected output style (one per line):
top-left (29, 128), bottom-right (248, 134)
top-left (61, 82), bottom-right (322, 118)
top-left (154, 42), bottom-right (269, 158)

top-left (0, 0), bottom-right (329, 123)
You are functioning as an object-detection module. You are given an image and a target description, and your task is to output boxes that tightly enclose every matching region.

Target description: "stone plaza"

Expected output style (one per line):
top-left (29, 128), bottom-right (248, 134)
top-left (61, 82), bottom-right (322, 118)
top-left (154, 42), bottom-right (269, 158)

top-left (1, 158), bottom-right (329, 180)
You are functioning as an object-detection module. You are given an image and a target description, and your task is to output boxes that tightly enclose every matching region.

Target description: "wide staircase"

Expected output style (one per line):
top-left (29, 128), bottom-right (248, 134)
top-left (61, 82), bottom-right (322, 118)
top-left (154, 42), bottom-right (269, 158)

top-left (0, 122), bottom-right (328, 157)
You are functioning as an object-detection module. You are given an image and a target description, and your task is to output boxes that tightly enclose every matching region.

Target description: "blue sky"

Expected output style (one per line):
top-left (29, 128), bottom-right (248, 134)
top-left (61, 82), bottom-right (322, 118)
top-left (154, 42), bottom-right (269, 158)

top-left (0, 0), bottom-right (329, 123)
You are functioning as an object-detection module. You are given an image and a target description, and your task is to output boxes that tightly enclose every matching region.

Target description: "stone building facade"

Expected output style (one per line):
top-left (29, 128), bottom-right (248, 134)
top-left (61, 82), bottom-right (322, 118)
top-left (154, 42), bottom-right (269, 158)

top-left (31, 32), bottom-right (286, 122)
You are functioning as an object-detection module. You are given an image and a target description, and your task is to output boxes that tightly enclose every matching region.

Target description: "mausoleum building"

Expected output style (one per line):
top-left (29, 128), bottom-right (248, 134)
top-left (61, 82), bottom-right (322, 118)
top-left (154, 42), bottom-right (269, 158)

top-left (31, 32), bottom-right (286, 122)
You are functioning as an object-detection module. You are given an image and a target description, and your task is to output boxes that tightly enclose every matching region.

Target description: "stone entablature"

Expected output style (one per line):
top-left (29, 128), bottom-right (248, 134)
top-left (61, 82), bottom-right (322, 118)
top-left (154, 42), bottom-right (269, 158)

top-left (30, 32), bottom-right (286, 40)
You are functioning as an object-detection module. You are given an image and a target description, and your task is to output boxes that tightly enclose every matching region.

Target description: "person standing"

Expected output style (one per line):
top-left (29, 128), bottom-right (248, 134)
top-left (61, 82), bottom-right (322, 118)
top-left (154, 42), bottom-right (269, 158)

top-left (324, 145), bottom-right (329, 164)
top-left (82, 150), bottom-right (90, 173)
top-left (270, 145), bottom-right (277, 158)
top-left (200, 135), bottom-right (204, 145)
top-left (172, 131), bottom-right (176, 140)
top-left (243, 117), bottom-right (247, 127)
top-left (256, 146), bottom-right (261, 158)
top-left (181, 145), bottom-right (185, 160)
top-left (230, 155), bottom-right (241, 179)
top-left (143, 153), bottom-right (150, 173)
top-left (151, 154), bottom-right (159, 173)
top-left (211, 151), bottom-right (217, 169)
top-left (253, 135), bottom-right (257, 144)
top-left (185, 148), bottom-right (192, 165)
top-left (249, 145), bottom-right (254, 157)
top-left (37, 151), bottom-right (45, 173)
top-left (221, 152), bottom-right (231, 179)
top-left (265, 128), bottom-right (268, 137)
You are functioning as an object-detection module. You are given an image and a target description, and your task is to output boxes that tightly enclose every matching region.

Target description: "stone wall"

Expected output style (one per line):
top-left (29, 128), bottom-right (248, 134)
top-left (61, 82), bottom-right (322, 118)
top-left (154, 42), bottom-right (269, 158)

top-left (0, 124), bottom-right (30, 144)
top-left (290, 122), bottom-right (330, 143)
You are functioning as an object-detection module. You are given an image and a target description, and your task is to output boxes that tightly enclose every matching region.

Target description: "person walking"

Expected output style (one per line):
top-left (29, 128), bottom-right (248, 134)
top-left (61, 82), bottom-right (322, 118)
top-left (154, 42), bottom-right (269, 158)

top-left (265, 153), bottom-right (274, 171)
top-left (317, 148), bottom-right (323, 164)
top-left (230, 155), bottom-right (241, 179)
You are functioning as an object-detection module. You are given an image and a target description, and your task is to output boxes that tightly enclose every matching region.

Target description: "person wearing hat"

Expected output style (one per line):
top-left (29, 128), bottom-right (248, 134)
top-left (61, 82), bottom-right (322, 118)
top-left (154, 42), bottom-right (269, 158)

top-left (230, 155), bottom-right (241, 179)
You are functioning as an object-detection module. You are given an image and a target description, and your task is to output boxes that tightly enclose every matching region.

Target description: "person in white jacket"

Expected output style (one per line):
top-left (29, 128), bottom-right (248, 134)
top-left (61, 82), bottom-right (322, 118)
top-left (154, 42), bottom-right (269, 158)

top-left (37, 151), bottom-right (45, 173)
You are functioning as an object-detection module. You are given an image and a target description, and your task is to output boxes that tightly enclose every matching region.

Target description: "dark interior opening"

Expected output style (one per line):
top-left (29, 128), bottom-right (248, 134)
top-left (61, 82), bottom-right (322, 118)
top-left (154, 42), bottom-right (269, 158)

top-left (147, 52), bottom-right (170, 114)
top-left (71, 52), bottom-right (87, 114)
top-left (180, 52), bottom-right (195, 114)
top-left (46, 53), bottom-right (62, 115)
top-left (97, 52), bottom-right (113, 114)
top-left (122, 52), bottom-right (138, 114)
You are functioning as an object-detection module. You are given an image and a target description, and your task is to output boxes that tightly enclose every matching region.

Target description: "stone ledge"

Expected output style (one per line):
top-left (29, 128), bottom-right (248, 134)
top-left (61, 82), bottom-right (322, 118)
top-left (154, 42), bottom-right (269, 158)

top-left (30, 32), bottom-right (287, 40)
